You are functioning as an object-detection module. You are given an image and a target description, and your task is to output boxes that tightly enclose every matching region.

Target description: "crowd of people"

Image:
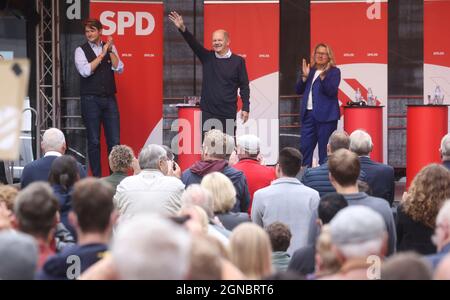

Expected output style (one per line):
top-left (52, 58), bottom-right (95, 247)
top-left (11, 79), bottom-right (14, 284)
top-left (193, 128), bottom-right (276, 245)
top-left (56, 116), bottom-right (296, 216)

top-left (2, 127), bottom-right (450, 280)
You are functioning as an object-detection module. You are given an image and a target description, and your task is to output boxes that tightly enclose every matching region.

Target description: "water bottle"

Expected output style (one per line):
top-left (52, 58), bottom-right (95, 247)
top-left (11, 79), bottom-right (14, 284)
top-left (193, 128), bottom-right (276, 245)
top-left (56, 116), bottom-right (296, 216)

top-left (434, 86), bottom-right (443, 105)
top-left (367, 88), bottom-right (374, 106)
top-left (355, 88), bottom-right (361, 103)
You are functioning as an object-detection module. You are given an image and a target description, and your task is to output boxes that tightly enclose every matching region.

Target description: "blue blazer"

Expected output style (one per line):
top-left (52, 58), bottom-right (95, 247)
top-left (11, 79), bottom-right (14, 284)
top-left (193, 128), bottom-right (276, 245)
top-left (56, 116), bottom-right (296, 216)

top-left (296, 66), bottom-right (341, 123)
top-left (21, 155), bottom-right (87, 189)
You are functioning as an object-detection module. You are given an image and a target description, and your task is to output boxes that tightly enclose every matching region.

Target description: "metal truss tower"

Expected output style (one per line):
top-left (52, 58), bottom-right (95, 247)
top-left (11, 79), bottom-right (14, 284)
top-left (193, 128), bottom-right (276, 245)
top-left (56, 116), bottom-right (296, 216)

top-left (35, 0), bottom-right (61, 158)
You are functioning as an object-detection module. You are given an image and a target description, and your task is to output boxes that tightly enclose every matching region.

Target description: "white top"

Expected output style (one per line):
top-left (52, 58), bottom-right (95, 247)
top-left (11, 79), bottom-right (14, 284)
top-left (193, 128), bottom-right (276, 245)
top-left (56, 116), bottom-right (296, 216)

top-left (307, 70), bottom-right (322, 110)
top-left (113, 170), bottom-right (185, 223)
top-left (44, 151), bottom-right (62, 157)
top-left (215, 48), bottom-right (232, 59)
top-left (74, 41), bottom-right (124, 78)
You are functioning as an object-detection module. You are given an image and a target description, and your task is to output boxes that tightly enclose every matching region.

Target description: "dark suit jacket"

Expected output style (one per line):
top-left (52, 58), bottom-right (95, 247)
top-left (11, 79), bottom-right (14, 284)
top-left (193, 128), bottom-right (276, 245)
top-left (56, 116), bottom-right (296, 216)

top-left (20, 155), bottom-right (87, 189)
top-left (296, 66), bottom-right (341, 123)
top-left (359, 156), bottom-right (395, 206)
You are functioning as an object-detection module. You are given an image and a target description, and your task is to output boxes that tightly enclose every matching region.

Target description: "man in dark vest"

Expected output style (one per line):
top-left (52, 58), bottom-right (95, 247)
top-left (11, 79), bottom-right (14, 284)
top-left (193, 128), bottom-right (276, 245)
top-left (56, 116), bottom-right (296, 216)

top-left (75, 18), bottom-right (124, 177)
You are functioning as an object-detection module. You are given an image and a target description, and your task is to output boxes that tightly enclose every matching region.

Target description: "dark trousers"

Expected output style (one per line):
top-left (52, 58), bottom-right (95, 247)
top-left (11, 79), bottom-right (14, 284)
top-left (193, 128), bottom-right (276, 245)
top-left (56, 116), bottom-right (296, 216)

top-left (300, 110), bottom-right (337, 167)
top-left (201, 110), bottom-right (236, 139)
top-left (81, 95), bottom-right (120, 177)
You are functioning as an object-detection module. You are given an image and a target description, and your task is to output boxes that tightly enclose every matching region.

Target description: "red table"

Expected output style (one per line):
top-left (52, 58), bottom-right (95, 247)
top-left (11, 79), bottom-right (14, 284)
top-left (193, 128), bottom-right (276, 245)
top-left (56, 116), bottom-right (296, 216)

top-left (176, 105), bottom-right (202, 171)
top-left (343, 106), bottom-right (384, 162)
top-left (407, 105), bottom-right (448, 187)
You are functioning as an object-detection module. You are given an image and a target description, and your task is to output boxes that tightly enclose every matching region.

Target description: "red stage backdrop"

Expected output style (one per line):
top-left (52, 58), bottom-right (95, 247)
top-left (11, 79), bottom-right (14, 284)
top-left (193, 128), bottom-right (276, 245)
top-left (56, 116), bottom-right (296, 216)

top-left (311, 0), bottom-right (388, 163)
top-left (90, 0), bottom-right (163, 176)
top-left (204, 0), bottom-right (279, 164)
top-left (424, 0), bottom-right (450, 117)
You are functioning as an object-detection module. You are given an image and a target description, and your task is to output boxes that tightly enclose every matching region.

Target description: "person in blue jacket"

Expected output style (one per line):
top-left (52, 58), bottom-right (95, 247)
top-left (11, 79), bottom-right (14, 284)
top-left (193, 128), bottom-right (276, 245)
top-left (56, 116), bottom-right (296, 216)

top-left (296, 43), bottom-right (341, 167)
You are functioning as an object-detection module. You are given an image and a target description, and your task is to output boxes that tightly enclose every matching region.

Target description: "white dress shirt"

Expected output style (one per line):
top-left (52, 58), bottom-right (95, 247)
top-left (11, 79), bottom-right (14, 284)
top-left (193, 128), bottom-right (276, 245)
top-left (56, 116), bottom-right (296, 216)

top-left (215, 49), bottom-right (232, 59)
top-left (74, 41), bottom-right (124, 78)
top-left (307, 70), bottom-right (322, 110)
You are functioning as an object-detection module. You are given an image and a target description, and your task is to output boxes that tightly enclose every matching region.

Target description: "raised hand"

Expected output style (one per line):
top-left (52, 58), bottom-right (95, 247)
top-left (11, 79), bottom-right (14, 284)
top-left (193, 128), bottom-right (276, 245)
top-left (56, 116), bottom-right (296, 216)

top-left (302, 58), bottom-right (310, 80)
top-left (168, 11), bottom-right (186, 32)
top-left (106, 36), bottom-right (114, 51)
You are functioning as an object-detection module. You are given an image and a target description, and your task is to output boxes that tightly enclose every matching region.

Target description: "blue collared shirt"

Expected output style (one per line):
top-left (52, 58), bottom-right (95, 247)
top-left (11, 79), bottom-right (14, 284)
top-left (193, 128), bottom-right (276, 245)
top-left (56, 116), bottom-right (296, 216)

top-left (74, 41), bottom-right (124, 78)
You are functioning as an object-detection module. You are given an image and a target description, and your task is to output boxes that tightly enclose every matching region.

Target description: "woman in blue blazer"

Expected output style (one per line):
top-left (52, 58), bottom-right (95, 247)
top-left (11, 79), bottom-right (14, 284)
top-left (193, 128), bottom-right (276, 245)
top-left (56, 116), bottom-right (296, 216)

top-left (296, 43), bottom-right (341, 167)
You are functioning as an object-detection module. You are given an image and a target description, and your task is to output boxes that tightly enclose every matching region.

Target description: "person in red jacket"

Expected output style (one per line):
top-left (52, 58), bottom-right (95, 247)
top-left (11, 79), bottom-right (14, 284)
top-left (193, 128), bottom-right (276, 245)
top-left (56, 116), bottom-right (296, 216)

top-left (231, 135), bottom-right (276, 215)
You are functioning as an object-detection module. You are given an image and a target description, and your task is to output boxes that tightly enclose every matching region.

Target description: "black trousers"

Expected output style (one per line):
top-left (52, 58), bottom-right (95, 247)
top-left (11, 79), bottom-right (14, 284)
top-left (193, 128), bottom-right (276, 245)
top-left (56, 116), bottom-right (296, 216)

top-left (201, 110), bottom-right (237, 139)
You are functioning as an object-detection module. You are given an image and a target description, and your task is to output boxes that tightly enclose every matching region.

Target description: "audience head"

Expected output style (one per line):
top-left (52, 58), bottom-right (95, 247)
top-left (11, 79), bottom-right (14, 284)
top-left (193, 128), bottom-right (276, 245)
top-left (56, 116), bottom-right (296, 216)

top-left (0, 184), bottom-right (18, 211)
top-left (318, 193), bottom-right (348, 225)
top-left (187, 235), bottom-right (223, 280)
top-left (266, 222), bottom-right (291, 252)
top-left (70, 178), bottom-right (115, 235)
top-left (181, 184), bottom-right (214, 219)
top-left (202, 129), bottom-right (227, 160)
top-left (201, 172), bottom-right (236, 214)
top-left (138, 144), bottom-right (169, 175)
top-left (229, 223), bottom-right (273, 279)
top-left (432, 200), bottom-right (450, 252)
top-left (381, 252), bottom-right (432, 280)
top-left (327, 130), bottom-right (350, 154)
top-left (41, 128), bottom-right (66, 154)
top-left (14, 182), bottom-right (59, 240)
top-left (403, 164), bottom-right (450, 228)
top-left (0, 231), bottom-right (38, 280)
top-left (329, 206), bottom-right (386, 262)
top-left (315, 225), bottom-right (342, 277)
top-left (349, 129), bottom-right (373, 156)
top-left (112, 214), bottom-right (191, 280)
top-left (49, 155), bottom-right (79, 191)
top-left (440, 133), bottom-right (450, 161)
top-left (178, 204), bottom-right (209, 235)
top-left (108, 145), bottom-right (134, 173)
top-left (434, 253), bottom-right (450, 280)
top-left (237, 134), bottom-right (260, 159)
top-left (328, 149), bottom-right (360, 189)
top-left (277, 147), bottom-right (302, 178)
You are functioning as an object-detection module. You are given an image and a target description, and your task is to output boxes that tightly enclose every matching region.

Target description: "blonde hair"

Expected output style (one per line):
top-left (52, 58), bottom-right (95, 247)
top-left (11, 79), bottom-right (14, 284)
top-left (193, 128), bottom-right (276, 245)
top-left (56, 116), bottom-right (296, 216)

top-left (0, 185), bottom-right (18, 211)
top-left (311, 43), bottom-right (336, 68)
top-left (229, 223), bottom-right (272, 279)
top-left (179, 204), bottom-right (209, 235)
top-left (201, 172), bottom-right (236, 214)
top-left (315, 225), bottom-right (341, 277)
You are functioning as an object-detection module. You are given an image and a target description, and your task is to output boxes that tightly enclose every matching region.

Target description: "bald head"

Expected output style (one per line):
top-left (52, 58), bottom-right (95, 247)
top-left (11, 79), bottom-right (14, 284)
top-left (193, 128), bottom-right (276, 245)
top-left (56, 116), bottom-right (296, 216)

top-left (41, 128), bottom-right (66, 154)
top-left (213, 29), bottom-right (229, 40)
top-left (212, 29), bottom-right (230, 56)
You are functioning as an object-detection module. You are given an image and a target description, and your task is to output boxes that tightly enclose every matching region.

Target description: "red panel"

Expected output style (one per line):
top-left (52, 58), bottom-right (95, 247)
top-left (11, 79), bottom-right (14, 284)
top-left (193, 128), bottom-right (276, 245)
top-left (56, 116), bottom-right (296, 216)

top-left (344, 107), bottom-right (383, 162)
top-left (204, 3), bottom-right (279, 81)
top-left (90, 1), bottom-right (163, 176)
top-left (424, 0), bottom-right (450, 67)
top-left (177, 107), bottom-right (202, 172)
top-left (407, 106), bottom-right (448, 188)
top-left (311, 1), bottom-right (387, 65)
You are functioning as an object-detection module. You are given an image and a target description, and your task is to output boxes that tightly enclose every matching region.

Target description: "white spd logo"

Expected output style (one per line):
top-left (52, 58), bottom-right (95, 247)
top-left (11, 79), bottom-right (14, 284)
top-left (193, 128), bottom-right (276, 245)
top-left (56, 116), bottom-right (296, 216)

top-left (100, 11), bottom-right (155, 36)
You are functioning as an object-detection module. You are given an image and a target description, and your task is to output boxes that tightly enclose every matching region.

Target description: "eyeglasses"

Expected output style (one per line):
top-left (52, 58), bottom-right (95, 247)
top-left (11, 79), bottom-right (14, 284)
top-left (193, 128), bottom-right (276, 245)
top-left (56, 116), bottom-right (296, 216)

top-left (315, 52), bottom-right (329, 57)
